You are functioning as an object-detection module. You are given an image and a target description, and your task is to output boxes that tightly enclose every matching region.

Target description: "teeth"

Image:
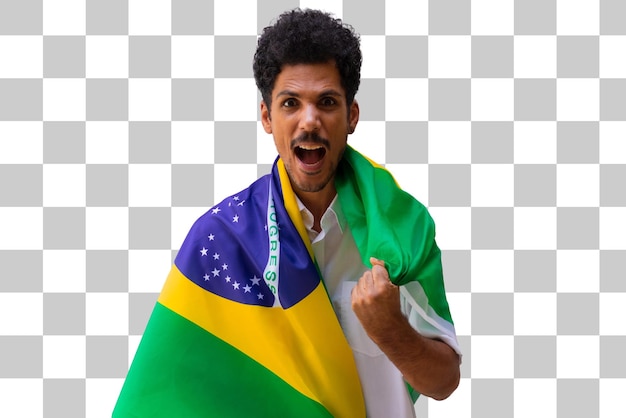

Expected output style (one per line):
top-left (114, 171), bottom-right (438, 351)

top-left (298, 145), bottom-right (323, 150)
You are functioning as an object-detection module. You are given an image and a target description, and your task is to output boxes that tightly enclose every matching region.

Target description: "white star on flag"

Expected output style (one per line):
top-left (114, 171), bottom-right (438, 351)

top-left (225, 275), bottom-right (232, 283)
top-left (222, 263), bottom-right (228, 270)
top-left (211, 268), bottom-right (220, 277)
top-left (213, 253), bottom-right (220, 260)
top-left (251, 276), bottom-right (261, 286)
top-left (208, 234), bottom-right (215, 241)
top-left (232, 215), bottom-right (239, 223)
top-left (200, 247), bottom-right (208, 256)
top-left (233, 281), bottom-right (240, 290)
top-left (243, 284), bottom-right (252, 293)
top-left (257, 293), bottom-right (264, 300)
top-left (203, 274), bottom-right (210, 281)
top-left (211, 207), bottom-right (221, 215)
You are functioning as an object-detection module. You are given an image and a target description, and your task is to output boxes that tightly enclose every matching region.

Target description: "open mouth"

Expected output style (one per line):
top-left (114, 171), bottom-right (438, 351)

top-left (295, 145), bottom-right (326, 166)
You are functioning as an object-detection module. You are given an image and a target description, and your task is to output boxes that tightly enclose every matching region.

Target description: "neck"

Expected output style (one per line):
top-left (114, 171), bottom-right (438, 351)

top-left (297, 186), bottom-right (336, 233)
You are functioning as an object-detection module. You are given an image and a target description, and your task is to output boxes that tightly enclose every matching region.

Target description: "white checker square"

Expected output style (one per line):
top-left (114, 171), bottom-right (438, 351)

top-left (86, 36), bottom-right (129, 78)
top-left (471, 0), bottom-right (514, 35)
top-left (428, 378), bottom-right (471, 418)
top-left (557, 79), bottom-right (599, 121)
top-left (600, 207), bottom-right (626, 250)
top-left (471, 336), bottom-right (514, 378)
top-left (556, 0), bottom-right (599, 35)
top-left (213, 78), bottom-right (257, 122)
top-left (428, 36), bottom-right (471, 78)
top-left (471, 250), bottom-right (514, 292)
top-left (86, 379), bottom-right (126, 418)
top-left (514, 207), bottom-right (557, 250)
top-left (213, 164), bottom-right (259, 203)
top-left (360, 35), bottom-right (386, 79)
top-left (444, 293), bottom-right (471, 336)
top-left (0, 208), bottom-right (43, 250)
top-left (513, 122), bottom-right (557, 164)
top-left (43, 250), bottom-right (87, 293)
top-left (384, 164), bottom-right (429, 205)
top-left (0, 36), bottom-right (42, 78)
top-left (299, 1), bottom-right (342, 18)
top-left (600, 36), bottom-right (626, 78)
top-left (172, 36), bottom-right (215, 79)
top-left (86, 293), bottom-right (129, 335)
top-left (514, 379), bottom-right (557, 418)
top-left (385, 0), bottom-right (428, 36)
top-left (600, 379), bottom-right (626, 418)
top-left (172, 207), bottom-right (210, 249)
top-left (0, 379), bottom-right (42, 418)
top-left (599, 122), bottom-right (626, 164)
top-left (514, 36), bottom-right (557, 78)
top-left (428, 121), bottom-right (471, 164)
top-left (514, 293), bottom-right (557, 335)
top-left (470, 79), bottom-right (514, 121)
top-left (427, 207), bottom-right (471, 250)
top-left (128, 164), bottom-right (172, 207)
top-left (43, 164), bottom-right (86, 207)
top-left (257, 122), bottom-right (278, 164)
top-left (214, 0), bottom-right (257, 35)
top-left (128, 249), bottom-right (172, 293)
top-left (471, 164), bottom-right (514, 207)
top-left (599, 293), bottom-right (626, 336)
top-left (86, 207), bottom-right (129, 250)
top-left (556, 164), bottom-right (600, 207)
top-left (129, 0), bottom-right (171, 35)
top-left (557, 336), bottom-right (599, 378)
top-left (43, 79), bottom-right (86, 121)
top-left (129, 79), bottom-right (172, 122)
top-left (349, 121), bottom-right (386, 163)
top-left (43, 0), bottom-right (86, 35)
top-left (384, 78), bottom-right (428, 121)
top-left (171, 121), bottom-right (215, 164)
top-left (0, 293), bottom-right (42, 335)
top-left (43, 335), bottom-right (86, 378)
top-left (128, 335), bottom-right (142, 365)
top-left (86, 122), bottom-right (129, 164)
top-left (0, 122), bottom-right (43, 164)
top-left (556, 250), bottom-right (600, 293)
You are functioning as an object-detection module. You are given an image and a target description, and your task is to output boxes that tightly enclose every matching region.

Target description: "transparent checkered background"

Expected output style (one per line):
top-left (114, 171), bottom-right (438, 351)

top-left (1, 0), bottom-right (625, 417)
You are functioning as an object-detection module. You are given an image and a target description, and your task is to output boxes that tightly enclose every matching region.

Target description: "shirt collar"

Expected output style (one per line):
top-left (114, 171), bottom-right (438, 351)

top-left (295, 194), bottom-right (348, 236)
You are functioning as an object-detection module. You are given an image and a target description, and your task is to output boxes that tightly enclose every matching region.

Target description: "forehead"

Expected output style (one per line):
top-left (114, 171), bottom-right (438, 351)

top-left (272, 61), bottom-right (344, 97)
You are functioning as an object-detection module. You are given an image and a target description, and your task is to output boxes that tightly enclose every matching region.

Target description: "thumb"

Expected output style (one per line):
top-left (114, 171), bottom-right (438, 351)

top-left (370, 257), bottom-right (385, 268)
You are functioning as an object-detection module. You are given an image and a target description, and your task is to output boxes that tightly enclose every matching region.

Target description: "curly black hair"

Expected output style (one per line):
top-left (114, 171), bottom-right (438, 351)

top-left (253, 8), bottom-right (362, 108)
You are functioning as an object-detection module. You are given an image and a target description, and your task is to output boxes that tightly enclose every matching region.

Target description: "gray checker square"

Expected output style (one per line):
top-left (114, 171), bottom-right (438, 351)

top-left (557, 207), bottom-right (599, 249)
top-left (343, 0), bottom-right (386, 35)
top-left (130, 293), bottom-right (159, 335)
top-left (0, 336), bottom-right (42, 377)
top-left (472, 208), bottom-right (513, 249)
top-left (0, 165), bottom-right (42, 207)
top-left (43, 208), bottom-right (86, 250)
top-left (214, 121), bottom-right (257, 163)
top-left (429, 0), bottom-right (470, 35)
top-left (472, 379), bottom-right (513, 418)
top-left (43, 379), bottom-right (85, 418)
top-left (86, 0), bottom-right (128, 35)
top-left (441, 250), bottom-right (471, 292)
top-left (514, 250), bottom-right (557, 292)
top-left (429, 79), bottom-right (471, 121)
top-left (472, 293), bottom-right (513, 335)
top-left (257, 0), bottom-right (299, 33)
top-left (601, 0), bottom-right (626, 35)
top-left (456, 335), bottom-right (471, 378)
top-left (472, 36), bottom-right (513, 78)
top-left (86, 79), bottom-right (129, 121)
top-left (386, 36), bottom-right (428, 78)
top-left (86, 250), bottom-right (128, 292)
top-left (600, 79), bottom-right (626, 121)
top-left (0, 250), bottom-right (42, 292)
top-left (129, 36), bottom-right (172, 78)
top-left (43, 36), bottom-right (86, 78)
top-left (172, 79), bottom-right (214, 121)
top-left (43, 122), bottom-right (86, 163)
top-left (471, 122), bottom-right (514, 163)
top-left (0, 0), bottom-right (42, 35)
top-left (514, 336), bottom-right (557, 378)
top-left (129, 122), bottom-right (171, 163)
top-left (514, 79), bottom-right (556, 121)
top-left (172, 164), bottom-right (214, 207)
top-left (86, 164), bottom-right (129, 207)
top-left (557, 293), bottom-right (599, 335)
top-left (557, 36), bottom-right (599, 78)
top-left (172, 0), bottom-right (214, 35)
top-left (514, 164), bottom-right (557, 207)
top-left (557, 380), bottom-right (599, 418)
top-left (600, 165), bottom-right (626, 206)
top-left (385, 122), bottom-right (428, 163)
top-left (214, 36), bottom-right (257, 78)
top-left (600, 336), bottom-right (626, 377)
top-left (355, 79), bottom-right (385, 121)
top-left (87, 336), bottom-right (128, 378)
top-left (257, 164), bottom-right (273, 179)
top-left (129, 207), bottom-right (171, 250)
top-left (600, 250), bottom-right (626, 292)
top-left (0, 79), bottom-right (42, 121)
top-left (43, 293), bottom-right (86, 335)
top-left (514, 0), bottom-right (556, 35)
top-left (428, 165), bottom-right (471, 207)
top-left (557, 121), bottom-right (599, 163)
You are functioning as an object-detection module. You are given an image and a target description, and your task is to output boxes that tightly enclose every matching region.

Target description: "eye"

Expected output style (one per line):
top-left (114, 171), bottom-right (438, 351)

top-left (282, 98), bottom-right (298, 108)
top-left (320, 97), bottom-right (337, 107)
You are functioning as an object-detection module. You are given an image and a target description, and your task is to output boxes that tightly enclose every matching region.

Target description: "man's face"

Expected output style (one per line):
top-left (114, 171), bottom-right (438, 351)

top-left (261, 61), bottom-right (359, 200)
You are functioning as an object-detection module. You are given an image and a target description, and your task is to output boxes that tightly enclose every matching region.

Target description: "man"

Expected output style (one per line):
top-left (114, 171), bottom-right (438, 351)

top-left (114, 9), bottom-right (460, 418)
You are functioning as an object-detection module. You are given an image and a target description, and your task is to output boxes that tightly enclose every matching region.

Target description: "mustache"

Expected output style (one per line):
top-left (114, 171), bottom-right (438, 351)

top-left (290, 132), bottom-right (331, 149)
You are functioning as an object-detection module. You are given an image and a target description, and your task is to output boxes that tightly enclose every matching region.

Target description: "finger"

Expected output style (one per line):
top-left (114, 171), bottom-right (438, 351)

top-left (369, 257), bottom-right (385, 268)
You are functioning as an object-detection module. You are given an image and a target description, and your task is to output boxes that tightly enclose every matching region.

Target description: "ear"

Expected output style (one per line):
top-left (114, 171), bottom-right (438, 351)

top-left (348, 100), bottom-right (359, 134)
top-left (260, 100), bottom-right (272, 134)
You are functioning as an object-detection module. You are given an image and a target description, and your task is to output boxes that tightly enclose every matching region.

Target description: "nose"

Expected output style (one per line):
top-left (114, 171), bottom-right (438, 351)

top-left (299, 103), bottom-right (321, 132)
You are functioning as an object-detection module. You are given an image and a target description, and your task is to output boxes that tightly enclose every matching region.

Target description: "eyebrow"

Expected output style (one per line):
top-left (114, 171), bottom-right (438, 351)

top-left (275, 89), bottom-right (344, 99)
